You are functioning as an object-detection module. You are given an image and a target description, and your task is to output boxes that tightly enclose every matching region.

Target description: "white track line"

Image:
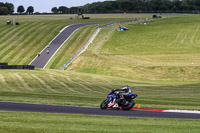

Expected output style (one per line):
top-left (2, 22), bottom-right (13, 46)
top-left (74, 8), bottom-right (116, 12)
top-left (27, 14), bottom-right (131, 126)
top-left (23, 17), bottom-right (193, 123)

top-left (43, 28), bottom-right (79, 69)
top-left (163, 110), bottom-right (200, 114)
top-left (60, 27), bottom-right (101, 70)
top-left (29, 25), bottom-right (71, 65)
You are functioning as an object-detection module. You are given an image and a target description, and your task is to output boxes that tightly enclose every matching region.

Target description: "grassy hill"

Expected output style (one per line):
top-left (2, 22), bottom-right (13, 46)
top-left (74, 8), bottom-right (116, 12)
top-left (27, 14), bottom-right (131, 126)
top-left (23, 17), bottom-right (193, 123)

top-left (0, 14), bottom-right (138, 65)
top-left (0, 15), bottom-right (69, 65)
top-left (66, 15), bottom-right (200, 82)
top-left (0, 14), bottom-right (200, 110)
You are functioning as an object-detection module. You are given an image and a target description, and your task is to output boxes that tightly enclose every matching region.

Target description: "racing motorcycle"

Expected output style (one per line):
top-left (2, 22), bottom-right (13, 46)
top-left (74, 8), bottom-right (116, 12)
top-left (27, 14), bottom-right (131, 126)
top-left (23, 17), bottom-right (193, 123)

top-left (100, 91), bottom-right (137, 110)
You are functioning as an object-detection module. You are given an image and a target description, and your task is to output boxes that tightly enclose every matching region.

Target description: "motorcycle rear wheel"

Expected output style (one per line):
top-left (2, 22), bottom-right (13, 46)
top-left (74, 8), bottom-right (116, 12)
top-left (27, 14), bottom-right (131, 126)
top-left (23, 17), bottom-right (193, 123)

top-left (100, 99), bottom-right (109, 109)
top-left (121, 99), bottom-right (135, 110)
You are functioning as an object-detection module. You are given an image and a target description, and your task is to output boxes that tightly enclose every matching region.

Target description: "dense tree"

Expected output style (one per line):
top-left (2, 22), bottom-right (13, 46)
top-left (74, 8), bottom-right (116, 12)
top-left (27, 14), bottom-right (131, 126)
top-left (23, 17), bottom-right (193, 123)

top-left (17, 5), bottom-right (25, 14)
top-left (27, 6), bottom-right (34, 14)
top-left (0, 7), bottom-right (8, 15)
top-left (83, 0), bottom-right (200, 13)
top-left (70, 7), bottom-right (79, 14)
top-left (51, 0), bottom-right (200, 14)
top-left (51, 7), bottom-right (58, 13)
top-left (58, 6), bottom-right (68, 14)
top-left (0, 2), bottom-right (4, 7)
top-left (5, 2), bottom-right (14, 14)
top-left (180, 2), bottom-right (190, 10)
top-left (0, 2), bottom-right (14, 15)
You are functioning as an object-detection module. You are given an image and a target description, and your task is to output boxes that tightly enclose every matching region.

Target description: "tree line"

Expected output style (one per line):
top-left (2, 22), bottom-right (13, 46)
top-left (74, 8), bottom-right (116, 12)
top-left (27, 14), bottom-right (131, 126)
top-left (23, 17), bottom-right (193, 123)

top-left (17, 5), bottom-right (34, 15)
top-left (0, 2), bottom-right (34, 15)
top-left (0, 2), bottom-right (14, 15)
top-left (52, 0), bottom-right (200, 14)
top-left (2, 0), bottom-right (200, 15)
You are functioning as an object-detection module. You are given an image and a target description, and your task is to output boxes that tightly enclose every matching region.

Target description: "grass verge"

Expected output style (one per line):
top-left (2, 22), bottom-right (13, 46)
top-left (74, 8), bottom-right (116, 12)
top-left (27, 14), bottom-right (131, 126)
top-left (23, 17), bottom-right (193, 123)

top-left (0, 111), bottom-right (200, 133)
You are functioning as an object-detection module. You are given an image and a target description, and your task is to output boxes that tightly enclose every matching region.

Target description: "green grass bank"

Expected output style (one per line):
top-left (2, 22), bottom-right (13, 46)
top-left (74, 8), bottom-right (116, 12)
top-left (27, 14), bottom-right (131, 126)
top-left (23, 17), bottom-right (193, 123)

top-left (0, 111), bottom-right (200, 133)
top-left (0, 14), bottom-right (143, 65)
top-left (66, 15), bottom-right (200, 81)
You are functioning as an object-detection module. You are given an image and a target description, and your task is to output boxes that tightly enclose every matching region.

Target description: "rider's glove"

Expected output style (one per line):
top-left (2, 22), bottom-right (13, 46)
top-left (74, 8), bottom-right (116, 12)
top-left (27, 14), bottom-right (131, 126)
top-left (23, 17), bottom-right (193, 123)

top-left (111, 89), bottom-right (115, 93)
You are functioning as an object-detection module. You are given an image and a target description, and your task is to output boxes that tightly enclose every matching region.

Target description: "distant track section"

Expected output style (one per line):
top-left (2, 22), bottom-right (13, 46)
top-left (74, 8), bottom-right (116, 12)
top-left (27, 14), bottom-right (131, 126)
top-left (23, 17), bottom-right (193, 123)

top-left (29, 23), bottom-right (99, 68)
top-left (60, 19), bottom-right (151, 70)
top-left (0, 102), bottom-right (200, 119)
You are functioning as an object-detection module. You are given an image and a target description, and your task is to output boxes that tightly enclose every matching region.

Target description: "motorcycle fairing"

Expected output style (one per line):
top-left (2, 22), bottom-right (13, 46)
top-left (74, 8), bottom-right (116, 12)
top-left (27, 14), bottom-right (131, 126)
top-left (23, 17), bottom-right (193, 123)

top-left (127, 93), bottom-right (137, 99)
top-left (107, 92), bottom-right (117, 101)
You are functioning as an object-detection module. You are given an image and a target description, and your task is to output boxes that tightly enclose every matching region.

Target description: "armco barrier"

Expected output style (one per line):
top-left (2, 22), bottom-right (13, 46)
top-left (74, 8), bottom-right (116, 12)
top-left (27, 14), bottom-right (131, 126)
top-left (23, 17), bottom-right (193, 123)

top-left (0, 63), bottom-right (8, 66)
top-left (60, 27), bottom-right (101, 70)
top-left (0, 65), bottom-right (35, 70)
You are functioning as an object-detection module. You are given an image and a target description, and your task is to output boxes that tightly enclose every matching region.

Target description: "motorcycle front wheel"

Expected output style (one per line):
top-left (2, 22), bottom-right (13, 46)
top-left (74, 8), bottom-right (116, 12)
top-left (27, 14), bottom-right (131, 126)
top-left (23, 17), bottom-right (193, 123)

top-left (100, 99), bottom-right (109, 109)
top-left (121, 99), bottom-right (135, 110)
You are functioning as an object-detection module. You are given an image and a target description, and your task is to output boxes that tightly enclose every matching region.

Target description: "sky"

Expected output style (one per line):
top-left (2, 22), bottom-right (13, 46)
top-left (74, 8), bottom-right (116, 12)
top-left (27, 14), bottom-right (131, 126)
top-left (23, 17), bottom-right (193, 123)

top-left (0, 0), bottom-right (106, 13)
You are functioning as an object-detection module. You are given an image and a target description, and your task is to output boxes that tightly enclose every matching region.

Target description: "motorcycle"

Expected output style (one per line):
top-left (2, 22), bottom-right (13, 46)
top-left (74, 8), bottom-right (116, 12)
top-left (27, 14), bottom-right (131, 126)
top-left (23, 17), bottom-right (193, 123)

top-left (100, 91), bottom-right (137, 110)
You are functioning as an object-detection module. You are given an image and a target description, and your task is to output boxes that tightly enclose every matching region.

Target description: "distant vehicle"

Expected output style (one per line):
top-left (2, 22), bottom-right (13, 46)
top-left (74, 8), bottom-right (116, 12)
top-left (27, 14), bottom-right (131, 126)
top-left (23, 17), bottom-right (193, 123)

top-left (121, 27), bottom-right (129, 30)
top-left (119, 27), bottom-right (128, 31)
top-left (100, 89), bottom-right (137, 110)
top-left (152, 14), bottom-right (162, 18)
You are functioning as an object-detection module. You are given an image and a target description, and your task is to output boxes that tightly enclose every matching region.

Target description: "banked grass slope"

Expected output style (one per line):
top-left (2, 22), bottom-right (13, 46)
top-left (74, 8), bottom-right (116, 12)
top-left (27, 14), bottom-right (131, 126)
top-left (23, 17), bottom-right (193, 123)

top-left (67, 15), bottom-right (200, 82)
top-left (0, 14), bottom-right (137, 65)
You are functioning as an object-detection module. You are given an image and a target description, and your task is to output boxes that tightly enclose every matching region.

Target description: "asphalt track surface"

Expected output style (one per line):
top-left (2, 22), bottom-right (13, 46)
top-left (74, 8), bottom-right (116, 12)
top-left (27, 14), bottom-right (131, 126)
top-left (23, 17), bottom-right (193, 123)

top-left (30, 23), bottom-right (99, 68)
top-left (0, 102), bottom-right (200, 119)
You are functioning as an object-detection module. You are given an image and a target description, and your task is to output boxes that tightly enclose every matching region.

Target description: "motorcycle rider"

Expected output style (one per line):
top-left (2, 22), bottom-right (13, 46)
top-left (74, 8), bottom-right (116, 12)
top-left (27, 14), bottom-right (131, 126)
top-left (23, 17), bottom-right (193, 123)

top-left (112, 85), bottom-right (132, 104)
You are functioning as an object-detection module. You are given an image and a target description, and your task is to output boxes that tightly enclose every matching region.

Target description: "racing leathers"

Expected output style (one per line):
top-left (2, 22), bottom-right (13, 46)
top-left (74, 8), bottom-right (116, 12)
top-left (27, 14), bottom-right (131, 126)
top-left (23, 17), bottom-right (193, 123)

top-left (112, 85), bottom-right (132, 102)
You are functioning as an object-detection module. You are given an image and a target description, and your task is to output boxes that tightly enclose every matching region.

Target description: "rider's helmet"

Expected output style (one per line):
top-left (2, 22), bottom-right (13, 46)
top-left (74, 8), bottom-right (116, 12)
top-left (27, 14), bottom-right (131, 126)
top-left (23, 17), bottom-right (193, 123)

top-left (126, 85), bottom-right (130, 89)
top-left (124, 85), bottom-right (132, 93)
